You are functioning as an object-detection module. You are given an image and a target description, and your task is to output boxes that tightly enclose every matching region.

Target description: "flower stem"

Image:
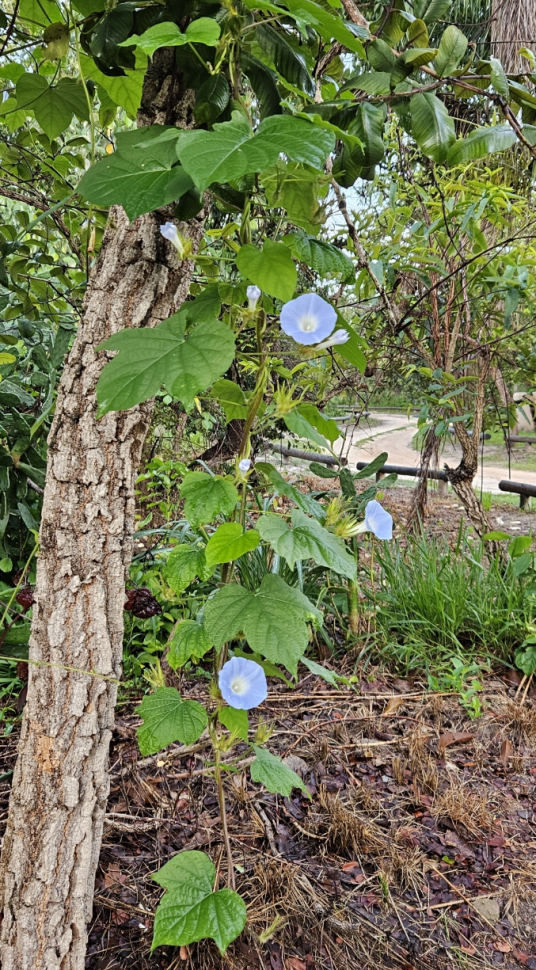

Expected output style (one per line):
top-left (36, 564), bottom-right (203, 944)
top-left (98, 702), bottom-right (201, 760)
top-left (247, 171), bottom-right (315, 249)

top-left (214, 744), bottom-right (235, 889)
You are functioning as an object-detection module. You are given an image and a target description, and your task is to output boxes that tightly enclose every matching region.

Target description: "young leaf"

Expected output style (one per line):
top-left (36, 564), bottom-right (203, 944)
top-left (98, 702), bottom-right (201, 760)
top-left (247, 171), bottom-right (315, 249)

top-left (236, 240), bottom-right (297, 302)
top-left (137, 688), bottom-right (208, 755)
top-left (180, 473), bottom-right (239, 526)
top-left (490, 56), bottom-right (509, 98)
top-left (166, 545), bottom-right (211, 593)
top-left (278, 0), bottom-right (367, 54)
top-left (241, 51), bottom-right (282, 119)
top-left (168, 620), bottom-right (214, 669)
top-left (300, 655), bottom-right (349, 687)
top-left (219, 706), bottom-right (249, 741)
top-left (284, 410), bottom-right (330, 451)
top-left (354, 452), bottom-right (388, 479)
top-left (96, 316), bottom-right (235, 414)
top-left (308, 462), bottom-right (339, 479)
top-left (410, 93), bottom-right (455, 163)
top-left (339, 467), bottom-right (356, 499)
top-left (255, 461), bottom-right (326, 519)
top-left (257, 509), bottom-right (357, 579)
top-left (204, 574), bottom-right (322, 674)
top-left (205, 523), bottom-right (260, 567)
top-left (250, 745), bottom-right (310, 797)
top-left (407, 18), bottom-right (429, 47)
top-left (296, 403), bottom-right (340, 445)
top-left (209, 378), bottom-right (247, 422)
top-left (434, 25), bottom-right (468, 77)
top-left (152, 851), bottom-right (247, 954)
top-left (415, 0), bottom-right (450, 24)
top-left (119, 19), bottom-right (220, 58)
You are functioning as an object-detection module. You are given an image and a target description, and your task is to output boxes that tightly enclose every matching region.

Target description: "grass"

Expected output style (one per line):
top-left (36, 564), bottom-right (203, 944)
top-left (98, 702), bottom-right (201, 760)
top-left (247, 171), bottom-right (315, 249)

top-left (367, 532), bottom-right (532, 675)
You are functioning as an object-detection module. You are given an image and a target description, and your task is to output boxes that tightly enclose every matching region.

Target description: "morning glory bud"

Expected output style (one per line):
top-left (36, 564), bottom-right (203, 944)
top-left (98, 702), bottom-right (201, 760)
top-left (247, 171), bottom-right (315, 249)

top-left (219, 656), bottom-right (268, 710)
top-left (280, 293), bottom-right (337, 346)
top-left (239, 458), bottom-right (251, 473)
top-left (160, 221), bottom-right (187, 258)
top-left (353, 500), bottom-right (393, 540)
top-left (247, 285), bottom-right (261, 310)
top-left (315, 330), bottom-right (351, 351)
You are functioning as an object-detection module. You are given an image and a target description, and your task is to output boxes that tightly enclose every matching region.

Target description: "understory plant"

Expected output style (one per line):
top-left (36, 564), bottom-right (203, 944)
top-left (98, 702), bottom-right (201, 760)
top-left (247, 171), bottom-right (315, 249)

top-left (98, 282), bottom-right (393, 953)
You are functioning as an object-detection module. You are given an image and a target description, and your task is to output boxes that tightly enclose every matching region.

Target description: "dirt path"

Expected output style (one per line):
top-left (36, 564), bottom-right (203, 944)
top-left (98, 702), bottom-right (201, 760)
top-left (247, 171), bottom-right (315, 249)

top-left (340, 413), bottom-right (536, 494)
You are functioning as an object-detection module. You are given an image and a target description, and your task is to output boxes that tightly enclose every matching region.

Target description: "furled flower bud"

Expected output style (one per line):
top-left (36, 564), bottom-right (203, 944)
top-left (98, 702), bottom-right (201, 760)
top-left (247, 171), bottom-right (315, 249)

top-left (160, 221), bottom-right (190, 259)
top-left (315, 330), bottom-right (351, 351)
top-left (247, 285), bottom-right (261, 310)
top-left (239, 458), bottom-right (251, 473)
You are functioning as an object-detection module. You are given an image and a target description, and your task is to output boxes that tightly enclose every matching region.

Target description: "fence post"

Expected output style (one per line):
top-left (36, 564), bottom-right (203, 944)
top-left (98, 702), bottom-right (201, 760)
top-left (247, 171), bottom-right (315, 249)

top-left (437, 479), bottom-right (448, 498)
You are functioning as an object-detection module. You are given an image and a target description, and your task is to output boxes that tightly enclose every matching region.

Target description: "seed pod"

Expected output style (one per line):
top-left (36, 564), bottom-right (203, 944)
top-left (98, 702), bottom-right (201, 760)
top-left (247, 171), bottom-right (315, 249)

top-left (124, 587), bottom-right (162, 619)
top-left (15, 585), bottom-right (34, 611)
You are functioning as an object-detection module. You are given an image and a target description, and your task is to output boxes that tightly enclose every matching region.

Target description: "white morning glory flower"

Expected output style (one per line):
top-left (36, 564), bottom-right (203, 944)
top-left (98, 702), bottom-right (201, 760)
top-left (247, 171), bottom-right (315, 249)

top-left (315, 330), bottom-right (351, 351)
top-left (160, 221), bottom-right (186, 257)
top-left (238, 458), bottom-right (251, 473)
top-left (247, 285), bottom-right (261, 310)
top-left (219, 656), bottom-right (268, 710)
top-left (364, 500), bottom-right (393, 540)
top-left (280, 293), bottom-right (337, 346)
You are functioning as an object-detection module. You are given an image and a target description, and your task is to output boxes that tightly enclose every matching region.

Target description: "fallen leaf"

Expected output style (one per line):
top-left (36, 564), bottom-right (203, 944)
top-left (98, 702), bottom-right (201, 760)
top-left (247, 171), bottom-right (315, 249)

top-left (460, 945), bottom-right (477, 956)
top-left (341, 861), bottom-right (361, 872)
top-left (180, 946), bottom-right (189, 960)
top-left (438, 732), bottom-right (475, 755)
top-left (513, 947), bottom-right (530, 964)
top-left (104, 863), bottom-right (126, 888)
top-left (494, 941), bottom-right (512, 953)
top-left (285, 959), bottom-right (306, 970)
top-left (500, 739), bottom-right (514, 766)
top-left (383, 696), bottom-right (406, 715)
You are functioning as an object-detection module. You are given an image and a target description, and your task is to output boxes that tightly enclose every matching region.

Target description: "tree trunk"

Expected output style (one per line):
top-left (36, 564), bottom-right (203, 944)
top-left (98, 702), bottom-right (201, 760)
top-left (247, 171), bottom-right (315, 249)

top-left (491, 0), bottom-right (536, 73)
top-left (407, 426), bottom-right (439, 532)
top-left (0, 53), bottom-right (204, 970)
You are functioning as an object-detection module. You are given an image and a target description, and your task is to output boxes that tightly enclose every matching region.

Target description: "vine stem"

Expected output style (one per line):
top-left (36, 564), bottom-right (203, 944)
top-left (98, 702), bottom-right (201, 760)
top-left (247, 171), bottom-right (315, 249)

top-left (214, 743), bottom-right (236, 889)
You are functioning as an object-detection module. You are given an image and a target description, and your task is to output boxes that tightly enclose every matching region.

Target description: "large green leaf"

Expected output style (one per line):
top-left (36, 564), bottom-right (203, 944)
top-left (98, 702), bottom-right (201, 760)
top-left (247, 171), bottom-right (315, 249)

top-left (19, 0), bottom-right (59, 27)
top-left (410, 93), bottom-right (455, 163)
top-left (152, 851), bottom-right (246, 954)
top-left (120, 19), bottom-right (220, 58)
top-left (344, 71), bottom-right (391, 96)
top-left (209, 378), bottom-right (247, 422)
top-left (203, 573), bottom-right (322, 674)
top-left (90, 5), bottom-right (133, 63)
top-left (137, 688), bottom-right (208, 755)
top-left (80, 52), bottom-right (145, 116)
top-left (250, 746), bottom-right (309, 797)
top-left (219, 706), bottom-right (249, 741)
top-left (78, 128), bottom-right (193, 220)
top-left (236, 240), bottom-right (297, 302)
top-left (278, 0), bottom-right (367, 54)
top-left (333, 317), bottom-right (367, 372)
top-left (168, 620), bottom-right (214, 669)
top-left (205, 523), bottom-right (260, 567)
top-left (180, 472), bottom-right (239, 527)
top-left (447, 125), bottom-right (517, 165)
top-left (178, 113), bottom-right (334, 192)
top-left (490, 56), bottom-right (509, 98)
top-left (434, 25), bottom-right (468, 77)
top-left (257, 509), bottom-right (356, 579)
top-left (256, 23), bottom-right (315, 96)
top-left (264, 161), bottom-right (327, 235)
top-left (16, 74), bottom-right (89, 138)
top-left (165, 545), bottom-right (212, 593)
top-left (96, 316), bottom-right (235, 414)
top-left (286, 234), bottom-right (354, 282)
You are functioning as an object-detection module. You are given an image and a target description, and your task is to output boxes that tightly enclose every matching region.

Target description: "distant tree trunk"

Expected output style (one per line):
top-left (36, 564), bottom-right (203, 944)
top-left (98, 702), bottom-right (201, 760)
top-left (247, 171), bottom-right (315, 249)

top-left (0, 52), bottom-right (204, 970)
top-left (407, 426), bottom-right (439, 533)
top-left (491, 0), bottom-right (536, 73)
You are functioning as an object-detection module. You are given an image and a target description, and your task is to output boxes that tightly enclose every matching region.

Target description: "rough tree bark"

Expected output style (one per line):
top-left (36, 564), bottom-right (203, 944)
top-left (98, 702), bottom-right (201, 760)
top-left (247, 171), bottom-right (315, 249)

top-left (0, 52), bottom-right (204, 970)
top-left (491, 0), bottom-right (536, 73)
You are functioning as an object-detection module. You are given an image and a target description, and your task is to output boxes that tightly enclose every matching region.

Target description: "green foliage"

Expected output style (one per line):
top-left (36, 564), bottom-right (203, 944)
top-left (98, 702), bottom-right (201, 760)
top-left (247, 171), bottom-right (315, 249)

top-left (152, 851), bottom-right (247, 953)
top-left (165, 545), bottom-right (212, 594)
top-left (205, 523), bottom-right (261, 567)
top-left (137, 688), bottom-right (208, 755)
top-left (180, 473), bottom-right (239, 527)
top-left (204, 573), bottom-right (321, 674)
top-left (257, 509), bottom-right (357, 578)
top-left (250, 745), bottom-right (310, 797)
top-left (218, 705), bottom-right (249, 741)
top-left (121, 19), bottom-right (221, 58)
top-left (168, 620), bottom-right (214, 669)
top-left (96, 316), bottom-right (235, 414)
top-left (236, 240), bottom-right (297, 302)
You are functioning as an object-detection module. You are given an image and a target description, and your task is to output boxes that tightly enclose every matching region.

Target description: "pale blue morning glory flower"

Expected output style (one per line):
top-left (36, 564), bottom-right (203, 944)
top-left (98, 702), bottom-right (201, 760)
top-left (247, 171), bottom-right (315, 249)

top-left (280, 293), bottom-right (337, 346)
top-left (238, 458), bottom-right (251, 473)
top-left (219, 656), bottom-right (267, 710)
top-left (160, 221), bottom-right (187, 257)
top-left (364, 500), bottom-right (392, 540)
top-left (247, 285), bottom-right (261, 309)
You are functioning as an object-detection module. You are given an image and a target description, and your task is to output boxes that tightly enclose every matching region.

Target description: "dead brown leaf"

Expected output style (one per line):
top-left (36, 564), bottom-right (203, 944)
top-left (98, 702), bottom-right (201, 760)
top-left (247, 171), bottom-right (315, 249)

top-left (383, 697), bottom-right (406, 716)
top-left (513, 947), bottom-right (531, 965)
top-left (460, 945), bottom-right (477, 956)
top-left (285, 959), bottom-right (306, 970)
top-left (438, 732), bottom-right (475, 755)
top-left (104, 863), bottom-right (126, 888)
top-left (500, 739), bottom-right (514, 766)
top-left (493, 941), bottom-right (512, 953)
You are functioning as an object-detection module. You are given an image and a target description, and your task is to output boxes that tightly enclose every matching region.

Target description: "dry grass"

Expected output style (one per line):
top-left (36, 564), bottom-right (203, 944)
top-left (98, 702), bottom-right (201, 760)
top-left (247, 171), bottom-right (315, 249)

top-left (430, 781), bottom-right (494, 836)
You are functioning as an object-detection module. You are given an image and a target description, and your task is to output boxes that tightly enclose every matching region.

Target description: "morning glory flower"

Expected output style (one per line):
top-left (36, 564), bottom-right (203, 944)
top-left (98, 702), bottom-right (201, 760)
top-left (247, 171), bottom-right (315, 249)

top-left (160, 221), bottom-right (186, 258)
top-left (219, 656), bottom-right (268, 710)
top-left (364, 500), bottom-right (393, 540)
top-left (238, 458), bottom-right (251, 473)
top-left (315, 330), bottom-right (351, 351)
top-left (247, 285), bottom-right (261, 310)
top-left (280, 293), bottom-right (337, 346)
